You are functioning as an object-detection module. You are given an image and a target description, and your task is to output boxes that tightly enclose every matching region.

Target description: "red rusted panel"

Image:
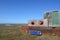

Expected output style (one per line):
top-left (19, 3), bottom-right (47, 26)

top-left (28, 27), bottom-right (60, 35)
top-left (21, 24), bottom-right (29, 33)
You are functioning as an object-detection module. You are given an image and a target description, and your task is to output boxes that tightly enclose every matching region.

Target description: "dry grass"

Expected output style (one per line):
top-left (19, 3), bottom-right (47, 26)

top-left (0, 25), bottom-right (60, 40)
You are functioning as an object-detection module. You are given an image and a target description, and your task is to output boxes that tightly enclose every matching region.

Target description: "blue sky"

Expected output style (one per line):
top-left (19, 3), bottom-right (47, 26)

top-left (0, 0), bottom-right (60, 24)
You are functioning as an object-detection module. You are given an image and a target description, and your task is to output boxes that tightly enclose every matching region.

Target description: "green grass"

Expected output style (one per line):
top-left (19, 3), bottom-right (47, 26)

top-left (0, 25), bottom-right (60, 40)
top-left (0, 26), bottom-right (37, 40)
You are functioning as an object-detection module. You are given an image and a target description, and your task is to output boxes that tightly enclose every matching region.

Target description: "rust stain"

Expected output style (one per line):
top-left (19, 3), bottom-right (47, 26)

top-left (21, 25), bottom-right (60, 35)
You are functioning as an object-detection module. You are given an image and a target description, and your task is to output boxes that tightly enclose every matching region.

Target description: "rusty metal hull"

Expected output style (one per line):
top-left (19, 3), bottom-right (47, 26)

top-left (29, 27), bottom-right (60, 35)
top-left (21, 24), bottom-right (60, 35)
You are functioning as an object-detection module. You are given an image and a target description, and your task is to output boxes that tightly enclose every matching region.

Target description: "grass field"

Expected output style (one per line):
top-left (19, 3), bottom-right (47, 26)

top-left (0, 25), bottom-right (60, 40)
